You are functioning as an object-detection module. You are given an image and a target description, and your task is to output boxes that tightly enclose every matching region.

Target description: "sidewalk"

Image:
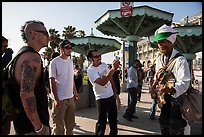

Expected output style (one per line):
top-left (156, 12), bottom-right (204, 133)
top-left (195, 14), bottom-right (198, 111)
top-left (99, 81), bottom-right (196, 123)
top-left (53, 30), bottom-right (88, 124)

top-left (9, 83), bottom-right (202, 135)
top-left (74, 84), bottom-right (161, 135)
top-left (74, 83), bottom-right (202, 135)
top-left (74, 82), bottom-right (202, 135)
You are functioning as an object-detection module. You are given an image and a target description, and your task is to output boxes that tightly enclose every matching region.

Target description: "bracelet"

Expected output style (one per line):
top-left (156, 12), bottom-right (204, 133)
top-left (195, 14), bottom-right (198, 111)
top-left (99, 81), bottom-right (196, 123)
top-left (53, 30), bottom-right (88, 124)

top-left (35, 124), bottom-right (44, 133)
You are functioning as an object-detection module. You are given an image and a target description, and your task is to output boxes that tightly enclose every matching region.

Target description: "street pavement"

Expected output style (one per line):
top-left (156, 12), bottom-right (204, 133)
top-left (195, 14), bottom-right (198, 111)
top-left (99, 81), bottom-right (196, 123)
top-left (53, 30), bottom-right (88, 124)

top-left (74, 85), bottom-right (162, 135)
top-left (9, 83), bottom-right (202, 135)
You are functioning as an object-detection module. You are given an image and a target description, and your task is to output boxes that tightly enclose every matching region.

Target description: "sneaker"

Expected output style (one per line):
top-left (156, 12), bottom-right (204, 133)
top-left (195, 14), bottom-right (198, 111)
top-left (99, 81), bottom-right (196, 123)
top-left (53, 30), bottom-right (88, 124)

top-left (131, 115), bottom-right (138, 119)
top-left (123, 115), bottom-right (133, 121)
top-left (123, 115), bottom-right (127, 118)
top-left (126, 117), bottom-right (133, 121)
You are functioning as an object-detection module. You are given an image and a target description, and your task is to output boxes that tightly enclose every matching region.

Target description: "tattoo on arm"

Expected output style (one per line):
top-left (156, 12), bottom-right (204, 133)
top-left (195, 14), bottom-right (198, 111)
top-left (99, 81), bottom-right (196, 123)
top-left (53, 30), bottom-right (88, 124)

top-left (32, 57), bottom-right (41, 63)
top-left (20, 56), bottom-right (41, 122)
top-left (21, 60), bottom-right (37, 93)
top-left (26, 96), bottom-right (37, 112)
top-left (26, 96), bottom-right (37, 121)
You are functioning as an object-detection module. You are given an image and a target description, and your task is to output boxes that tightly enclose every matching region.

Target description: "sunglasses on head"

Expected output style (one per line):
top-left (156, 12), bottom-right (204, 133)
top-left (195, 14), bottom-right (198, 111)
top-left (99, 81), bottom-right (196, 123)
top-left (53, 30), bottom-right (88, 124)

top-left (64, 46), bottom-right (73, 50)
top-left (93, 54), bottom-right (101, 58)
top-left (35, 30), bottom-right (49, 37)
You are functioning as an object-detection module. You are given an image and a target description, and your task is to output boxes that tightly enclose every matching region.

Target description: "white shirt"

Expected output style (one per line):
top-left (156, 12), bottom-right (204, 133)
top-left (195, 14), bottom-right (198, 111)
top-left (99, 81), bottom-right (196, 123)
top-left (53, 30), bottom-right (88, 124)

top-left (127, 66), bottom-right (138, 89)
top-left (87, 62), bottom-right (114, 100)
top-left (154, 48), bottom-right (191, 98)
top-left (49, 56), bottom-right (74, 101)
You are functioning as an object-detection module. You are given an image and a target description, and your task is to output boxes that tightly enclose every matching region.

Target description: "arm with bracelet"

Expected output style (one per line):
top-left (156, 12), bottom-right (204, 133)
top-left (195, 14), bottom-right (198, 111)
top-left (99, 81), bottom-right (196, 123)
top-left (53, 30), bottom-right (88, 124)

top-left (35, 124), bottom-right (50, 135)
top-left (19, 52), bottom-right (50, 135)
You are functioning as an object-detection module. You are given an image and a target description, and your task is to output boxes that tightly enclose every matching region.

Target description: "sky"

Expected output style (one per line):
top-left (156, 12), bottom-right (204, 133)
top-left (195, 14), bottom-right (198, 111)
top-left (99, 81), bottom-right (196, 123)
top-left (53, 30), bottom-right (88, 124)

top-left (2, 2), bottom-right (202, 64)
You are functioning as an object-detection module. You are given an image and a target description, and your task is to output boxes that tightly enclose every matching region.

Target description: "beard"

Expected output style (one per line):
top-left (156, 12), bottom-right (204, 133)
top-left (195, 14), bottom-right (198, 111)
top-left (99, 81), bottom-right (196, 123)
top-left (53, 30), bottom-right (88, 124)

top-left (64, 52), bottom-right (71, 57)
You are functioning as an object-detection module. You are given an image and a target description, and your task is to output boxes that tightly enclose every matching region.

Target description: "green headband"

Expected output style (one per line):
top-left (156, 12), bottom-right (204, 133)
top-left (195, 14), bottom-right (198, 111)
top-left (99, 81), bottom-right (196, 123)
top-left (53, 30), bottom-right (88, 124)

top-left (154, 32), bottom-right (174, 41)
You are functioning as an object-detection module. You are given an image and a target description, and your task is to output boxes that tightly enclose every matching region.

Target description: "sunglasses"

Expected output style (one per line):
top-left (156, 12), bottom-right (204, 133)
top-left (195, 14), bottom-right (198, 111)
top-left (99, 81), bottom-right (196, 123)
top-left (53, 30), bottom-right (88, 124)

top-left (64, 46), bottom-right (73, 50)
top-left (35, 30), bottom-right (49, 37)
top-left (93, 54), bottom-right (101, 58)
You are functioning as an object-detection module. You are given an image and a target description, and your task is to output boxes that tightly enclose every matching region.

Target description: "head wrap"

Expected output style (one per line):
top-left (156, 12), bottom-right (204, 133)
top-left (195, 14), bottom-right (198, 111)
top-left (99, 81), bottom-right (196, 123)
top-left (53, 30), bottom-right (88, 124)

top-left (154, 24), bottom-right (177, 44)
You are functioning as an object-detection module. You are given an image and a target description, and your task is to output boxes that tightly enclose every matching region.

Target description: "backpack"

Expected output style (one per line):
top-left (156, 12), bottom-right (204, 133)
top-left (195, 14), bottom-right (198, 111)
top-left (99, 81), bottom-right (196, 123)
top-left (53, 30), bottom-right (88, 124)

top-left (2, 46), bottom-right (39, 125)
top-left (180, 86), bottom-right (202, 123)
top-left (160, 53), bottom-right (202, 122)
top-left (156, 53), bottom-right (202, 122)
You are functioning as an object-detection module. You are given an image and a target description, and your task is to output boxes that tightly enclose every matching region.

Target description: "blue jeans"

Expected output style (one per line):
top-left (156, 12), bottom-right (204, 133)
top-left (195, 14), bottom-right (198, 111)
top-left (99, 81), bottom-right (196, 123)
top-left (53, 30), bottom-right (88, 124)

top-left (125, 87), bottom-right (138, 117)
top-left (149, 98), bottom-right (157, 119)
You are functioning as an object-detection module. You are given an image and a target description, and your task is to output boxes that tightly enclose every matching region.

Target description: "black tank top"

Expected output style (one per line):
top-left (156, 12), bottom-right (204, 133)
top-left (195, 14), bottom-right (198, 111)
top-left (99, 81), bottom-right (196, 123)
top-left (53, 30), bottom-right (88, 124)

top-left (9, 46), bottom-right (50, 134)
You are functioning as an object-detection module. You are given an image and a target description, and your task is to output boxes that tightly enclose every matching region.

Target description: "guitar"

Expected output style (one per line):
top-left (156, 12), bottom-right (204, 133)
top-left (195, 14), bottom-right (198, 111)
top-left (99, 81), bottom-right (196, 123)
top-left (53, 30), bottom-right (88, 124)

top-left (153, 67), bottom-right (176, 108)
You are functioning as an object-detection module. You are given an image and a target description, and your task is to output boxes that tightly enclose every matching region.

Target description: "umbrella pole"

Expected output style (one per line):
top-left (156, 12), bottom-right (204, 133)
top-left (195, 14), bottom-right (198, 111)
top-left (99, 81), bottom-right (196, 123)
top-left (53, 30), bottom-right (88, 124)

top-left (121, 40), bottom-right (127, 92)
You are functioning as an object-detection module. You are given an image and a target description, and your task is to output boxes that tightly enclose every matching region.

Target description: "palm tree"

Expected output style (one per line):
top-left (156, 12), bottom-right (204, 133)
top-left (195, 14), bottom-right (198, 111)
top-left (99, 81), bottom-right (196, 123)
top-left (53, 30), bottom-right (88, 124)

top-left (42, 28), bottom-right (61, 63)
top-left (62, 25), bottom-right (77, 39)
top-left (43, 47), bottom-right (53, 61)
top-left (76, 30), bottom-right (86, 37)
top-left (49, 28), bottom-right (62, 51)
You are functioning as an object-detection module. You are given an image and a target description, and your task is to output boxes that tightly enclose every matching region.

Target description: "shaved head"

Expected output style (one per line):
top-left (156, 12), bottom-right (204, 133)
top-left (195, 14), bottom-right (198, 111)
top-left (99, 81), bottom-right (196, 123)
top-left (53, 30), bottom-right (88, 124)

top-left (20, 20), bottom-right (45, 43)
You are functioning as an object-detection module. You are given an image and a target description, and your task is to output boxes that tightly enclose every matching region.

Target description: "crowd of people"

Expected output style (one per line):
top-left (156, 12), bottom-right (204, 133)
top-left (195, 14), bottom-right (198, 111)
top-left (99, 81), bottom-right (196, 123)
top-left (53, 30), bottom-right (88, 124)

top-left (2, 20), bottom-right (192, 135)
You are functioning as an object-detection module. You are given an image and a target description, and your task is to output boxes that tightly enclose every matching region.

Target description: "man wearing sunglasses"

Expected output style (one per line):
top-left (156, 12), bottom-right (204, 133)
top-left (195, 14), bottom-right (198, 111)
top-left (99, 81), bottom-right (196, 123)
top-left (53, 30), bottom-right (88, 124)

top-left (11, 20), bottom-right (50, 135)
top-left (87, 49), bottom-right (120, 135)
top-left (49, 39), bottom-right (80, 135)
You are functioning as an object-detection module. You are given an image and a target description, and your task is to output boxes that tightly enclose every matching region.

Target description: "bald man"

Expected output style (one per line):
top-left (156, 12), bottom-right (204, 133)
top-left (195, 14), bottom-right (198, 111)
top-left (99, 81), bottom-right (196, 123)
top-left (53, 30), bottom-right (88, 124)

top-left (11, 20), bottom-right (50, 135)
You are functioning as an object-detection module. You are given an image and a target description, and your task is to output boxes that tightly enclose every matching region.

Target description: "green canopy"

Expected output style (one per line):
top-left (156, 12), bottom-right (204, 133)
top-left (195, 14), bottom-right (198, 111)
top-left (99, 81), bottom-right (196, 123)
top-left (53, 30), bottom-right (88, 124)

top-left (95, 5), bottom-right (174, 66)
top-left (95, 5), bottom-right (174, 38)
top-left (68, 35), bottom-right (121, 55)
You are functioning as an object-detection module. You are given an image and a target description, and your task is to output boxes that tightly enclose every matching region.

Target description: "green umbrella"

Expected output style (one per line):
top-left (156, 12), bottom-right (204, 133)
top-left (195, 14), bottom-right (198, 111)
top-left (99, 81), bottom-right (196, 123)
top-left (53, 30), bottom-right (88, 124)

top-left (95, 5), bottom-right (174, 66)
top-left (68, 33), bottom-right (121, 56)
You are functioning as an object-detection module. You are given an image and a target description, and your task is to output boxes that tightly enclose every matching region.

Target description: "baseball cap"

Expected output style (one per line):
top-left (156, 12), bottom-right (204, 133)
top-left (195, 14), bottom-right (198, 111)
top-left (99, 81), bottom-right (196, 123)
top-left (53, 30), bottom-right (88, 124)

top-left (59, 39), bottom-right (75, 48)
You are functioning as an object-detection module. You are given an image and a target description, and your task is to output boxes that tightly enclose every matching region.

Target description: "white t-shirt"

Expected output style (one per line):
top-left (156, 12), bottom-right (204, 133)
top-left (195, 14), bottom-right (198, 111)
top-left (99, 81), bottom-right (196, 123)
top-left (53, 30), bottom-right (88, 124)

top-left (87, 62), bottom-right (114, 100)
top-left (49, 56), bottom-right (74, 101)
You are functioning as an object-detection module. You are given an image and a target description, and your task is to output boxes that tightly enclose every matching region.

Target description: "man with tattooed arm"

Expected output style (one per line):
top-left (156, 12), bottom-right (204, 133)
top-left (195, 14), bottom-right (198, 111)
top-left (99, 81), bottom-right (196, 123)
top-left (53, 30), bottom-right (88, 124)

top-left (11, 20), bottom-right (50, 135)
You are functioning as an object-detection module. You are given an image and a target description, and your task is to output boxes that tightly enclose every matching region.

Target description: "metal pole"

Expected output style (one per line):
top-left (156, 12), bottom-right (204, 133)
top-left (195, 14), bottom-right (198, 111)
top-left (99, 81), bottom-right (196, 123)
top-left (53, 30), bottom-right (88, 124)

top-left (122, 40), bottom-right (126, 84)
